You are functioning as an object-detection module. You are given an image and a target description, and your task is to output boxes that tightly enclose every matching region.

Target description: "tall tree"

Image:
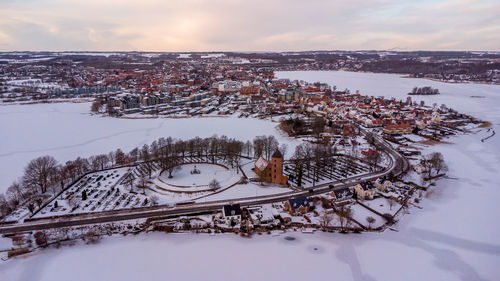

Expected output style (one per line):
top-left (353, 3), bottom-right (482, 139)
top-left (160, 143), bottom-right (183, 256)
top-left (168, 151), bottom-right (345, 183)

top-left (23, 156), bottom-right (58, 194)
top-left (115, 149), bottom-right (127, 165)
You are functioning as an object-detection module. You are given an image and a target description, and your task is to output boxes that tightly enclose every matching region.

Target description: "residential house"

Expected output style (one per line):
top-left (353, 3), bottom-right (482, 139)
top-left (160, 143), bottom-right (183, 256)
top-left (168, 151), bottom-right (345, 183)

top-left (383, 124), bottom-right (413, 135)
top-left (222, 204), bottom-right (242, 226)
top-left (284, 197), bottom-right (312, 215)
top-left (374, 178), bottom-right (393, 192)
top-left (354, 182), bottom-right (376, 200)
top-left (332, 187), bottom-right (354, 201)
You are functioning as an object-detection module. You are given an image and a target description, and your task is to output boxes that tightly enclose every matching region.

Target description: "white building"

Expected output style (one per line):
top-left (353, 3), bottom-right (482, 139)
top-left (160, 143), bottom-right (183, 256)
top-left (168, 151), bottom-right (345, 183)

top-left (222, 204), bottom-right (242, 226)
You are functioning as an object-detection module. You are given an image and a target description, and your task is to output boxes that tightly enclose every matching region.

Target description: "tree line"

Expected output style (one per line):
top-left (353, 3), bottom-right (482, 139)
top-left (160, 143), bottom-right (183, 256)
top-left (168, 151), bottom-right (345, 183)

top-left (408, 86), bottom-right (440, 95)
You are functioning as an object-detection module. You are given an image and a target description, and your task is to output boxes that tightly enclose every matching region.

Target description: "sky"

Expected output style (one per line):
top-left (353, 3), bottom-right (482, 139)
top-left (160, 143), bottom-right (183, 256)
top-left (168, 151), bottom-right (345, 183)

top-left (0, 0), bottom-right (499, 52)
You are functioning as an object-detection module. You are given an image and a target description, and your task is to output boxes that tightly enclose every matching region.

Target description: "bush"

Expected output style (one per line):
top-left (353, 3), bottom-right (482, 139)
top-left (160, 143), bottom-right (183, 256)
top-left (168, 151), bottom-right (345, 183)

top-left (83, 230), bottom-right (100, 244)
top-left (382, 213), bottom-right (395, 223)
top-left (34, 231), bottom-right (48, 247)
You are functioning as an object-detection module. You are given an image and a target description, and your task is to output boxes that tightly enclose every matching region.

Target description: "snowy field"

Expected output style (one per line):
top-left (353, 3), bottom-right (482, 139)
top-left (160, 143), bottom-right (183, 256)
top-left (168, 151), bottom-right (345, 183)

top-left (1, 71), bottom-right (500, 280)
top-left (158, 164), bottom-right (235, 188)
top-left (0, 103), bottom-right (300, 193)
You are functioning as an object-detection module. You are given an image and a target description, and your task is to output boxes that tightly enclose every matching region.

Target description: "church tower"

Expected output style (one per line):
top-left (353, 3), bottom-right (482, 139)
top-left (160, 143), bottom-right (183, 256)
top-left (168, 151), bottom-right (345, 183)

top-left (271, 149), bottom-right (286, 185)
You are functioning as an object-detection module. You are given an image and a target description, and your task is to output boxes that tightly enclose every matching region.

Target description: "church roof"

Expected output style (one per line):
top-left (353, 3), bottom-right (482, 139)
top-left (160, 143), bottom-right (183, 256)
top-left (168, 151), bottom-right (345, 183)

top-left (255, 156), bottom-right (269, 171)
top-left (272, 149), bottom-right (283, 159)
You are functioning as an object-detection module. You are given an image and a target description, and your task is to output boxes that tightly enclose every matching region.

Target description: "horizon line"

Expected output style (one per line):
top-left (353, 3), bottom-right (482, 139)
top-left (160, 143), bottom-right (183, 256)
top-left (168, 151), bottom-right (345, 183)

top-left (1, 50), bottom-right (499, 54)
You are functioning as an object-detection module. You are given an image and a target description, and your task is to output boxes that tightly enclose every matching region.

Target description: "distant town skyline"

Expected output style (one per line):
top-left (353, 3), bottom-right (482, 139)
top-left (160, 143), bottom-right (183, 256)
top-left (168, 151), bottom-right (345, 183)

top-left (0, 0), bottom-right (499, 52)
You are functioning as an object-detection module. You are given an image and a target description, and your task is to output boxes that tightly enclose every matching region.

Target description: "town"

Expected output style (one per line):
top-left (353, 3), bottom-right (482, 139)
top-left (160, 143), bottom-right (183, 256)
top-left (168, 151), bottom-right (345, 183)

top-left (1, 51), bottom-right (499, 106)
top-left (0, 52), bottom-right (485, 260)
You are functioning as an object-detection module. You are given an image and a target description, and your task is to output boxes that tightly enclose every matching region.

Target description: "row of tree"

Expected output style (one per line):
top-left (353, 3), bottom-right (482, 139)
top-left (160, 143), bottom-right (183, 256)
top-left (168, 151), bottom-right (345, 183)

top-left (279, 116), bottom-right (326, 137)
top-left (408, 86), bottom-right (440, 95)
top-left (290, 142), bottom-right (336, 186)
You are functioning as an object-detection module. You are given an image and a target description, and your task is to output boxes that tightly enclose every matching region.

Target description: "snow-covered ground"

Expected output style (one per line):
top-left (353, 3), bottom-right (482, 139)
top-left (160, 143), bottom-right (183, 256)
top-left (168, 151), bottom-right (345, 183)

top-left (0, 103), bottom-right (300, 193)
top-left (362, 197), bottom-right (400, 216)
top-left (158, 163), bottom-right (236, 189)
top-left (350, 203), bottom-right (385, 228)
top-left (198, 182), bottom-right (292, 202)
top-left (1, 71), bottom-right (500, 280)
top-left (30, 167), bottom-right (152, 219)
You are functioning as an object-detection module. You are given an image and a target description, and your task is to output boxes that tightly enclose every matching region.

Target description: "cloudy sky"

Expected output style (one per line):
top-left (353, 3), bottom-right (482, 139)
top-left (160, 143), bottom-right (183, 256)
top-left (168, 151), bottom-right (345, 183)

top-left (0, 0), bottom-right (499, 52)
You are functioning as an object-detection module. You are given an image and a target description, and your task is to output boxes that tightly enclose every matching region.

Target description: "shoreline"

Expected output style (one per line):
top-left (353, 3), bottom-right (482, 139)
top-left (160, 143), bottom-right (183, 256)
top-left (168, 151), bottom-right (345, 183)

top-left (0, 98), bottom-right (93, 106)
top-left (278, 69), bottom-right (499, 86)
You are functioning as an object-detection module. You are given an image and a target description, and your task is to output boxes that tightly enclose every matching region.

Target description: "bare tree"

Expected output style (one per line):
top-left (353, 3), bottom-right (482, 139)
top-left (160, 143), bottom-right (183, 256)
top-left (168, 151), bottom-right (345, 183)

top-left (122, 173), bottom-right (136, 192)
top-left (106, 101), bottom-right (116, 116)
top-left (431, 152), bottom-right (448, 176)
top-left (34, 231), bottom-right (48, 247)
top-left (366, 216), bottom-right (376, 229)
top-left (422, 152), bottom-right (448, 178)
top-left (128, 147), bottom-right (139, 163)
top-left (90, 154), bottom-right (109, 170)
top-left (253, 136), bottom-right (265, 158)
top-left (245, 141), bottom-right (253, 157)
top-left (0, 194), bottom-right (12, 218)
top-left (258, 170), bottom-right (267, 186)
top-left (209, 179), bottom-right (221, 191)
top-left (137, 175), bottom-right (148, 195)
top-left (387, 198), bottom-right (395, 210)
top-left (67, 196), bottom-right (79, 210)
top-left (320, 212), bottom-right (333, 229)
top-left (150, 195), bottom-right (159, 205)
top-left (115, 149), bottom-right (128, 165)
top-left (90, 100), bottom-right (102, 113)
top-left (312, 116), bottom-right (326, 138)
top-left (83, 230), bottom-right (100, 244)
top-left (108, 151), bottom-right (116, 166)
top-left (6, 181), bottom-right (25, 207)
top-left (292, 144), bottom-right (308, 187)
top-left (279, 144), bottom-right (288, 159)
top-left (264, 135), bottom-right (279, 159)
top-left (366, 151), bottom-right (381, 172)
top-left (22, 156), bottom-right (58, 194)
top-left (337, 205), bottom-right (353, 232)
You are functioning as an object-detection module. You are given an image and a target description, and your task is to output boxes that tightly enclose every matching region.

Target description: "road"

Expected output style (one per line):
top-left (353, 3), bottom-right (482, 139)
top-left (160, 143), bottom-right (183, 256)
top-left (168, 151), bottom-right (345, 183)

top-left (0, 130), bottom-right (408, 235)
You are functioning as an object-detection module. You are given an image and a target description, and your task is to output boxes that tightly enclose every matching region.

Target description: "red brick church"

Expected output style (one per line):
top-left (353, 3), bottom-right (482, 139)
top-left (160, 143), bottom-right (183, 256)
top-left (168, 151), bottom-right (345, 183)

top-left (254, 149), bottom-right (288, 185)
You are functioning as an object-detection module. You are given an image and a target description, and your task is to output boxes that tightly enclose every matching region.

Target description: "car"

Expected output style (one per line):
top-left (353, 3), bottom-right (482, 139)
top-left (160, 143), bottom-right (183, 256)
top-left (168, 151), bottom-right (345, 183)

top-left (356, 177), bottom-right (362, 181)
top-left (308, 189), bottom-right (314, 194)
top-left (329, 184), bottom-right (334, 189)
